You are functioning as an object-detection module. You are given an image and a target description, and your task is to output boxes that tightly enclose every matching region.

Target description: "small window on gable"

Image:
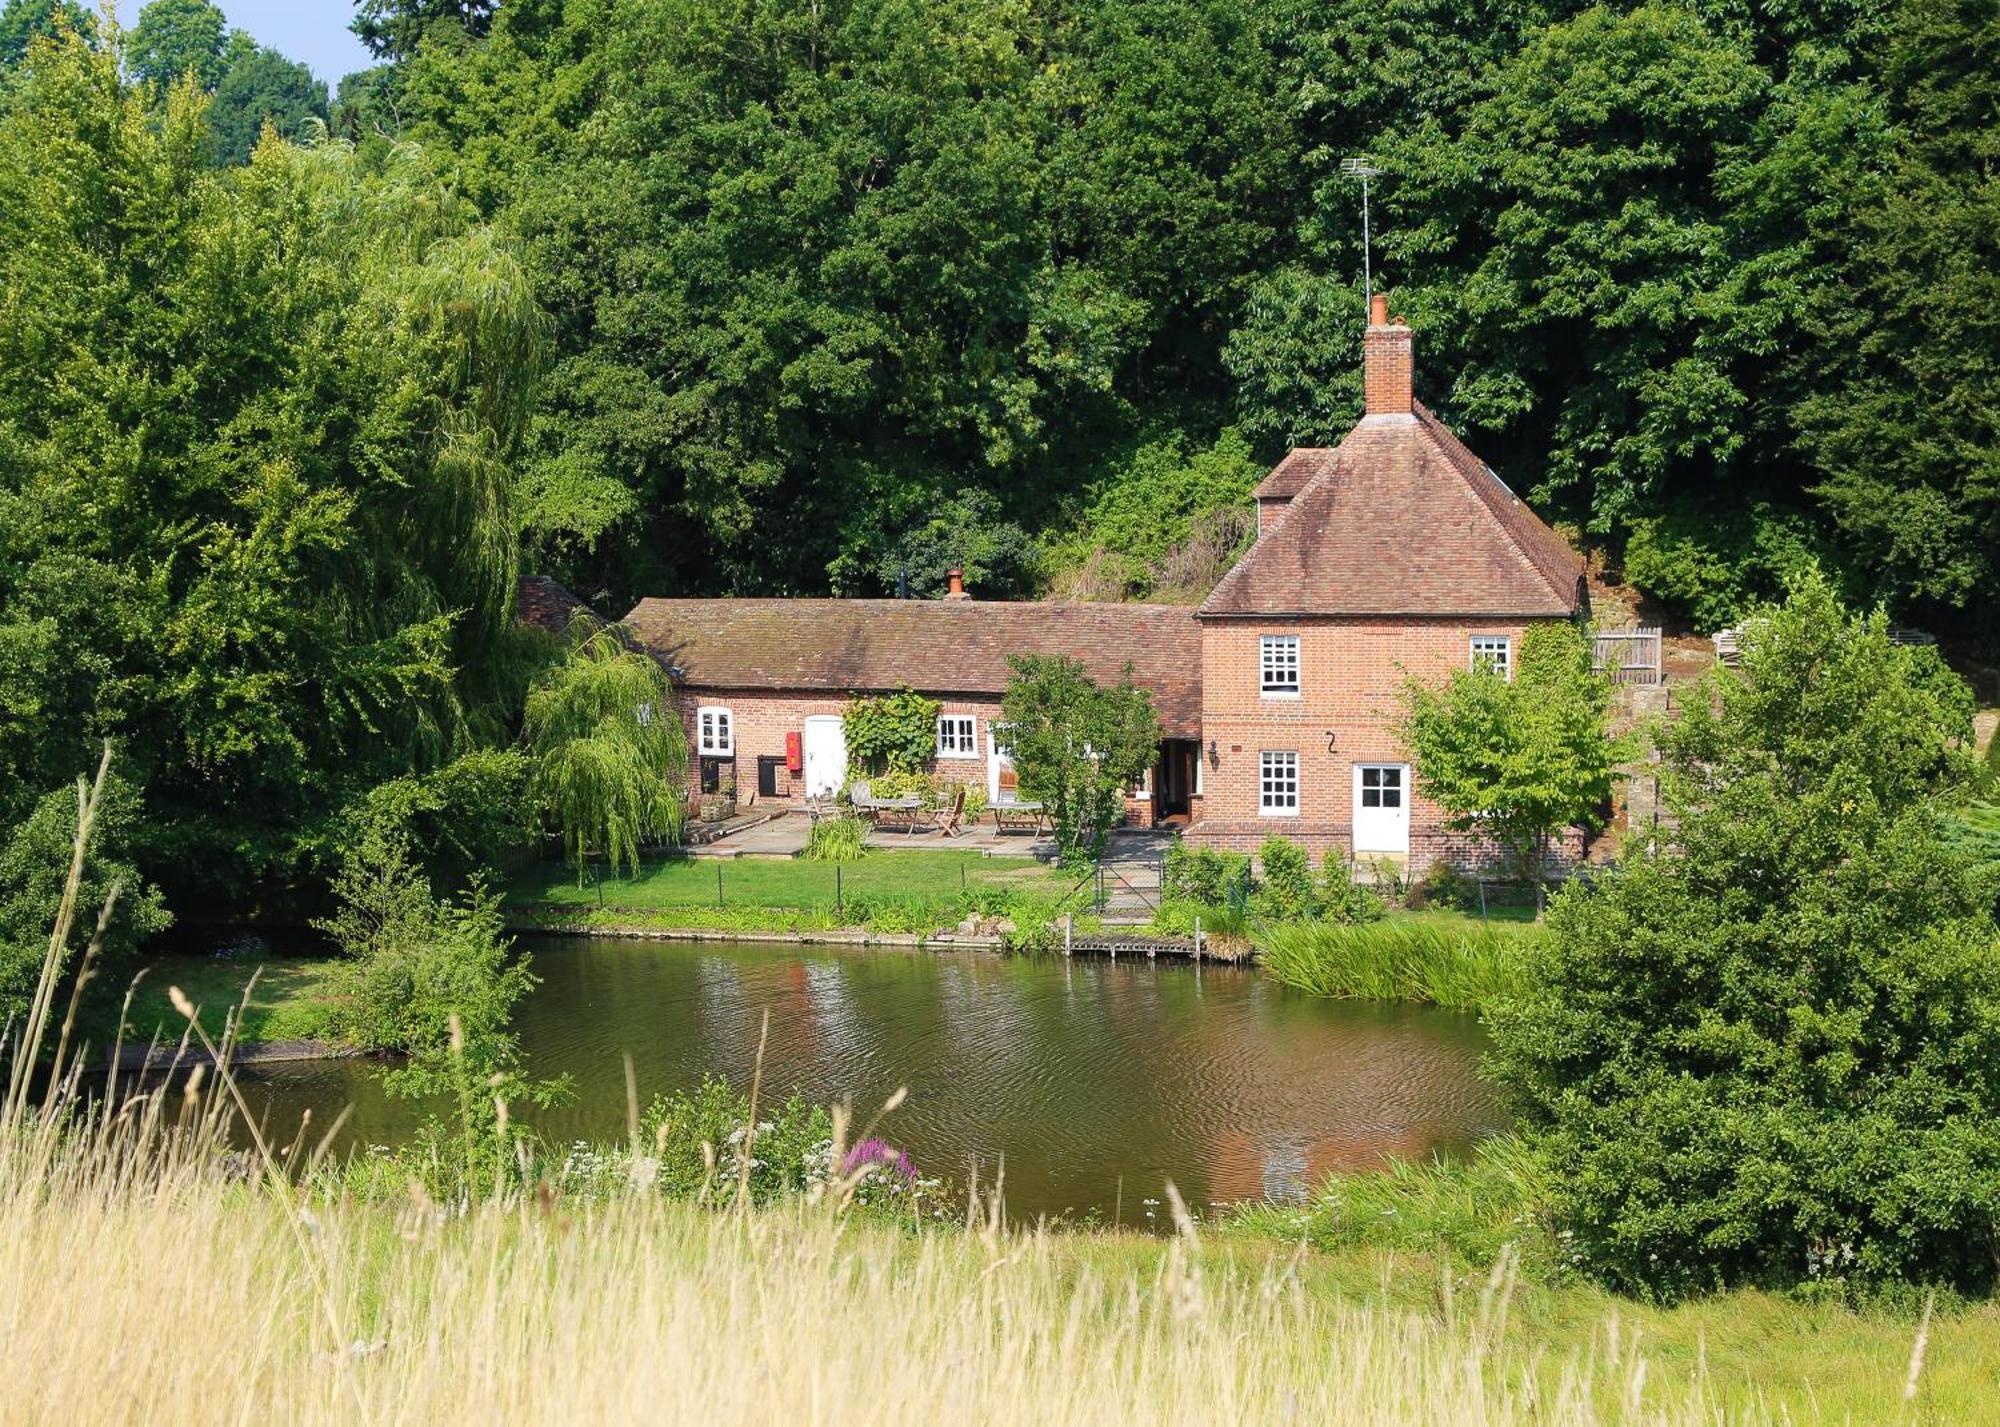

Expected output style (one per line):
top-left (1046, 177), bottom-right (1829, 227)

top-left (1260, 635), bottom-right (1300, 695)
top-left (936, 714), bottom-right (978, 759)
top-left (1260, 750), bottom-right (1299, 815)
top-left (1470, 636), bottom-right (1512, 679)
top-left (697, 706), bottom-right (733, 756)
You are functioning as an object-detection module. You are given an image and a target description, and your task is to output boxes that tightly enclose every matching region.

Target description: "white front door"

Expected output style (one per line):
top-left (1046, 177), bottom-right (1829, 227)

top-left (987, 725), bottom-right (1018, 803)
top-left (1353, 763), bottom-right (1410, 853)
top-left (802, 715), bottom-right (846, 797)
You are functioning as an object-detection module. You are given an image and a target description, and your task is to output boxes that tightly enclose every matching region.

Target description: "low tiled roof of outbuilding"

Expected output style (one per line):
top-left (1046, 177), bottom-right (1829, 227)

top-left (516, 575), bottom-right (597, 635)
top-left (1251, 447), bottom-right (1336, 502)
top-left (1200, 402), bottom-right (1583, 619)
top-left (622, 598), bottom-right (1204, 737)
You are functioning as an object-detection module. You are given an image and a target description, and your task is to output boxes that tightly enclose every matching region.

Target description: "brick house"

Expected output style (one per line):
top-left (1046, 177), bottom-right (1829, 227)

top-left (1187, 295), bottom-right (1585, 868)
top-left (528, 294), bottom-right (1586, 872)
top-left (616, 595), bottom-right (1202, 825)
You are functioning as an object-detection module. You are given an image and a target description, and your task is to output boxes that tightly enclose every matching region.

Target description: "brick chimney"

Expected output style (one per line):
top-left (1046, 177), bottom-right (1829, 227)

top-left (943, 567), bottom-right (971, 600)
top-left (1363, 292), bottom-right (1413, 417)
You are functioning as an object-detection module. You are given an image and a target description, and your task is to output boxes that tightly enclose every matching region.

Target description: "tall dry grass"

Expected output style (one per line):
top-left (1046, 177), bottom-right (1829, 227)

top-left (0, 1119), bottom-right (1747, 1427)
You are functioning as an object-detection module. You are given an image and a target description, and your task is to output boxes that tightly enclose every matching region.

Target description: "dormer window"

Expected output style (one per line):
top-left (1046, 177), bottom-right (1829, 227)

top-left (1260, 635), bottom-right (1300, 695)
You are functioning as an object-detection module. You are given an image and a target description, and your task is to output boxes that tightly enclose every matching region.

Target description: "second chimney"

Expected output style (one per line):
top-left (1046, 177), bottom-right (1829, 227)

top-left (1363, 292), bottom-right (1413, 417)
top-left (944, 568), bottom-right (971, 600)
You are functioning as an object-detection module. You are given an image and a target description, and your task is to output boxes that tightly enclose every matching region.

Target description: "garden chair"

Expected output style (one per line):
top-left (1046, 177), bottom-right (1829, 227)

top-left (928, 786), bottom-right (967, 838)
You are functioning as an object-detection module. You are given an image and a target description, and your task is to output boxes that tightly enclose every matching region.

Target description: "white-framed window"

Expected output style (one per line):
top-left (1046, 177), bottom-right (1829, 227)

top-left (1470, 635), bottom-right (1512, 679)
top-left (1358, 764), bottom-right (1404, 810)
top-left (1259, 750), bottom-right (1299, 815)
top-left (936, 714), bottom-right (979, 759)
top-left (1260, 634), bottom-right (1300, 695)
top-left (696, 706), bottom-right (733, 756)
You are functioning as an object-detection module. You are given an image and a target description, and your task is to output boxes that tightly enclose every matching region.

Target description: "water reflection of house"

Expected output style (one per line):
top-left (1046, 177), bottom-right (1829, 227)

top-left (1208, 1126), bottom-right (1447, 1206)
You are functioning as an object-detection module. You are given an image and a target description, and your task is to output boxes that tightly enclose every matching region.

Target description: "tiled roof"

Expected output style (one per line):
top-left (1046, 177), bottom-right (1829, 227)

top-left (1199, 402), bottom-right (1583, 618)
top-left (516, 575), bottom-right (597, 635)
top-left (621, 598), bottom-right (1204, 737)
top-left (1251, 447), bottom-right (1336, 502)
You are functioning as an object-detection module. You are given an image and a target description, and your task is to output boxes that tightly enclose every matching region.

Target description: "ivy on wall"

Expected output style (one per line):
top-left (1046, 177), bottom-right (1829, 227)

top-left (842, 689), bottom-right (942, 774)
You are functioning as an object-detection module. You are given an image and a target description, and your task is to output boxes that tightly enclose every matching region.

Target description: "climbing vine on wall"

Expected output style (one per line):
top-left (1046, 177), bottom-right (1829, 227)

top-left (843, 689), bottom-right (942, 774)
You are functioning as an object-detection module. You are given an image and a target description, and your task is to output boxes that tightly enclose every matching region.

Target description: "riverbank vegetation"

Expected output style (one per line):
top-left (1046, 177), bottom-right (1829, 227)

top-left (1258, 918), bottom-right (1543, 1010)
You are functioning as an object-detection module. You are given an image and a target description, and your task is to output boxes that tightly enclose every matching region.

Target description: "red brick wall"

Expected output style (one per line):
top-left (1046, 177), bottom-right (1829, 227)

top-left (675, 689), bottom-right (1002, 806)
top-left (1185, 615), bottom-right (1571, 875)
top-left (672, 688), bottom-right (1155, 826)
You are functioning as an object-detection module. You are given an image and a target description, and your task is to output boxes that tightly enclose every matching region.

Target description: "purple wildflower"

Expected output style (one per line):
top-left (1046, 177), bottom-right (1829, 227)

top-left (840, 1138), bottom-right (916, 1182)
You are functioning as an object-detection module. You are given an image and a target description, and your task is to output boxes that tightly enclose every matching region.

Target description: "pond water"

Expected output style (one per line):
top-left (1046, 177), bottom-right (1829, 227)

top-left (237, 937), bottom-right (1506, 1223)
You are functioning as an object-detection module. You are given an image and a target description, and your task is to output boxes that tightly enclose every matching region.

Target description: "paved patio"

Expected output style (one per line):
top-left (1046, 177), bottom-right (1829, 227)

top-left (685, 808), bottom-right (1173, 864)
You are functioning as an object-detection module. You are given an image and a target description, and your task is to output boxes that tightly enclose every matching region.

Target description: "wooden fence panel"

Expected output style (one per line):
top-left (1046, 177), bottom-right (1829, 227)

top-left (1593, 627), bottom-right (1662, 685)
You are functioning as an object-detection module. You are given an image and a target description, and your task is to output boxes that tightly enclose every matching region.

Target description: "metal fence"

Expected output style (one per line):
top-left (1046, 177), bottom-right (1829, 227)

top-left (1592, 626), bottom-right (1663, 685)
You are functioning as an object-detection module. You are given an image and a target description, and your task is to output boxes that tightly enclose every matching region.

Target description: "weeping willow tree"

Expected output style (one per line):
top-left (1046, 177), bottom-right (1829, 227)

top-left (524, 623), bottom-right (687, 878)
top-left (0, 27), bottom-right (548, 897)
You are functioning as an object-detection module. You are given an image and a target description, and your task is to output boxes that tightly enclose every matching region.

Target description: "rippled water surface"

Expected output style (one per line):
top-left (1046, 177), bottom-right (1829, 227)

top-left (241, 937), bottom-right (1505, 1222)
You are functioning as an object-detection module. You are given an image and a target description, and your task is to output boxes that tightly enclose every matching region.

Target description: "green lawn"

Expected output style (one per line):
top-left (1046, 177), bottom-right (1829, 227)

top-left (93, 954), bottom-right (340, 1051)
top-left (506, 850), bottom-right (1068, 911)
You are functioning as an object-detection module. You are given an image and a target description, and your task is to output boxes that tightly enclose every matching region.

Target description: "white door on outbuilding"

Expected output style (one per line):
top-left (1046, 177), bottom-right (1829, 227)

top-left (1352, 763), bottom-right (1410, 854)
top-left (803, 715), bottom-right (846, 797)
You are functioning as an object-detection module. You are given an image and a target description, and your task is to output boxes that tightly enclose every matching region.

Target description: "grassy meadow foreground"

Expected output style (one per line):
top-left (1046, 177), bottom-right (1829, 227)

top-left (0, 1107), bottom-right (1986, 1427)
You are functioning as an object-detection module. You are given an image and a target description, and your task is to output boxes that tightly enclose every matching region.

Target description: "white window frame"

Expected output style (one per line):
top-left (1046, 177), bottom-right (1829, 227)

top-left (1259, 634), bottom-right (1301, 697)
top-left (936, 714), bottom-right (979, 760)
top-left (696, 705), bottom-right (734, 757)
top-left (1470, 635), bottom-right (1512, 680)
top-left (1259, 750), bottom-right (1300, 816)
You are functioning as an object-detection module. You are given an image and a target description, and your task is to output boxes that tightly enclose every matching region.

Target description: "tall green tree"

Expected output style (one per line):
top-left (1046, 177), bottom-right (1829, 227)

top-left (126, 0), bottom-right (231, 91)
top-left (0, 30), bottom-right (544, 899)
top-left (208, 45), bottom-right (329, 163)
top-left (522, 622), bottom-right (687, 877)
top-left (1790, 0), bottom-right (2000, 618)
top-left (0, 0), bottom-right (87, 69)
top-left (1000, 655), bottom-right (1159, 865)
top-left (353, 0), bottom-right (498, 62)
top-left (1399, 622), bottom-right (1623, 896)
top-left (1488, 575), bottom-right (2000, 1297)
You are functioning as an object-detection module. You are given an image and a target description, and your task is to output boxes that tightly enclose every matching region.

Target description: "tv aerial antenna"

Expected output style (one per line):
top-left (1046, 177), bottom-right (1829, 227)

top-left (1340, 156), bottom-right (1381, 312)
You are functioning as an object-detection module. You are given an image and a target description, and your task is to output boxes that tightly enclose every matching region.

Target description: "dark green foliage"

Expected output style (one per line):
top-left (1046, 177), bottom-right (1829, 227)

top-left (1251, 836), bottom-right (1315, 922)
top-left (1791, 0), bottom-right (2000, 613)
top-left (860, 490), bottom-right (1038, 601)
top-left (1621, 502), bottom-right (1836, 633)
top-left (207, 45), bottom-right (329, 164)
top-left (1487, 576), bottom-right (2000, 1298)
top-left (385, 0), bottom-right (1299, 608)
top-left (126, 0), bottom-right (230, 91)
top-left (0, 0), bottom-right (88, 68)
top-left (0, 771), bottom-right (172, 1025)
top-left (1000, 655), bottom-right (1160, 866)
top-left (354, 0), bottom-right (498, 62)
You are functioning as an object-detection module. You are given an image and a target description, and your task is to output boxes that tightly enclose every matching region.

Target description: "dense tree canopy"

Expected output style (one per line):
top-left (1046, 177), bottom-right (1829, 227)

top-left (0, 31), bottom-right (542, 900)
top-left (322, 0), bottom-right (1995, 646)
top-left (207, 44), bottom-right (330, 163)
top-left (126, 0), bottom-right (235, 92)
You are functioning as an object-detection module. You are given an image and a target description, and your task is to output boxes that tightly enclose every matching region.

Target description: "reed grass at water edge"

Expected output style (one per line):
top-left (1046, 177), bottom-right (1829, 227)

top-left (1256, 918), bottom-right (1543, 1008)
